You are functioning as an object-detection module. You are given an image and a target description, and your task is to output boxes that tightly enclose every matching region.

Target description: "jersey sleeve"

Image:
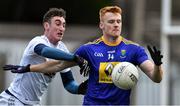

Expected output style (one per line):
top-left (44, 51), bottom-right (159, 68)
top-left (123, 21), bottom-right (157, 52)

top-left (74, 45), bottom-right (86, 58)
top-left (27, 36), bottom-right (48, 56)
top-left (135, 46), bottom-right (148, 65)
top-left (58, 42), bottom-right (72, 73)
top-left (34, 44), bottom-right (75, 61)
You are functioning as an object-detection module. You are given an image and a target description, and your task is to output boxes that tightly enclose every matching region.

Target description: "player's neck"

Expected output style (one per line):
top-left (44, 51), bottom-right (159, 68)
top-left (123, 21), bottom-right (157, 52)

top-left (44, 33), bottom-right (58, 46)
top-left (102, 35), bottom-right (122, 46)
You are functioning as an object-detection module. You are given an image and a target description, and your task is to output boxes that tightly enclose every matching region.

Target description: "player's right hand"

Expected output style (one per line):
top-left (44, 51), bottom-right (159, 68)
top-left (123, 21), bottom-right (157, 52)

top-left (78, 79), bottom-right (88, 95)
top-left (2, 64), bottom-right (31, 73)
top-left (74, 55), bottom-right (90, 77)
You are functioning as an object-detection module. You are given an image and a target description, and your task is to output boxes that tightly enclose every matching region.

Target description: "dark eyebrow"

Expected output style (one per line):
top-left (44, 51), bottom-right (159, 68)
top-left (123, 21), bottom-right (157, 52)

top-left (54, 19), bottom-right (66, 24)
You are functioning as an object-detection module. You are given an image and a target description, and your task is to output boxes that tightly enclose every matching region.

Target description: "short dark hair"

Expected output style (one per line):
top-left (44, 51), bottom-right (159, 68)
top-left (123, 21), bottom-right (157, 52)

top-left (43, 8), bottom-right (66, 23)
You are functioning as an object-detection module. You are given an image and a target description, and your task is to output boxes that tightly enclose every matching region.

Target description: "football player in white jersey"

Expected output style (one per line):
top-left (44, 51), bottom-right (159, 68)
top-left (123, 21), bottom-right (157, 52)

top-left (0, 8), bottom-right (89, 105)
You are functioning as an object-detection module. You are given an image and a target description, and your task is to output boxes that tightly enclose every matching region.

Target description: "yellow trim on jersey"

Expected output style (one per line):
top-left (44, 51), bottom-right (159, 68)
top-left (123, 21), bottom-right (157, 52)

top-left (121, 37), bottom-right (139, 46)
top-left (84, 35), bottom-right (139, 47)
top-left (84, 37), bottom-right (103, 45)
top-left (102, 36), bottom-right (122, 46)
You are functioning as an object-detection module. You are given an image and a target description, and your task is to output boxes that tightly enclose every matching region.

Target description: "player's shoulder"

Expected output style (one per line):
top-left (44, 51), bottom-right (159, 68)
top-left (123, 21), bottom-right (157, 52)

top-left (26, 35), bottom-right (48, 49)
top-left (84, 37), bottom-right (103, 46)
top-left (121, 37), bottom-right (139, 46)
top-left (76, 37), bottom-right (102, 52)
top-left (30, 35), bottom-right (44, 42)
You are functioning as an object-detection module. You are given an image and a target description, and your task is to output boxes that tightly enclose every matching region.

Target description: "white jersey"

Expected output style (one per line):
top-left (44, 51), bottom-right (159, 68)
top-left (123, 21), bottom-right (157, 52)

top-left (8, 35), bottom-right (70, 105)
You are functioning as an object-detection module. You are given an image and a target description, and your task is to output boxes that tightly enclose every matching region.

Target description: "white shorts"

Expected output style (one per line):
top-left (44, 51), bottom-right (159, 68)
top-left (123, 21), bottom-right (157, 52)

top-left (0, 91), bottom-right (25, 106)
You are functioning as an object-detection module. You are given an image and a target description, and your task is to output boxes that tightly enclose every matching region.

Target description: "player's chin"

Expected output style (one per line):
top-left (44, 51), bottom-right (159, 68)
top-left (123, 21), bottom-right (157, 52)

top-left (111, 32), bottom-right (120, 36)
top-left (57, 36), bottom-right (63, 40)
top-left (112, 31), bottom-right (120, 35)
top-left (111, 34), bottom-right (120, 38)
top-left (59, 38), bottom-right (63, 41)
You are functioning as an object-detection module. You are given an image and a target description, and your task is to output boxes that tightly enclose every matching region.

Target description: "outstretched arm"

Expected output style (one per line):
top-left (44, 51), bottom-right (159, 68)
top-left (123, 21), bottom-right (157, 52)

top-left (3, 58), bottom-right (89, 75)
top-left (30, 60), bottom-right (77, 73)
top-left (3, 44), bottom-right (90, 76)
top-left (34, 44), bottom-right (89, 76)
top-left (3, 60), bottom-right (77, 73)
top-left (139, 45), bottom-right (163, 83)
top-left (34, 44), bottom-right (75, 61)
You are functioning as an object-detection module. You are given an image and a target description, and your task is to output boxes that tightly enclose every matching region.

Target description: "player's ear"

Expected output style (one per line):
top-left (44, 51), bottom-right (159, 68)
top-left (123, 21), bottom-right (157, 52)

top-left (43, 22), bottom-right (50, 30)
top-left (99, 21), bottom-right (104, 29)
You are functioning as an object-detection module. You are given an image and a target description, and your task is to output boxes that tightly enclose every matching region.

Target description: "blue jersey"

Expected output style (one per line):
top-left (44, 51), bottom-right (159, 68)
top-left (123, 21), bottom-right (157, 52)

top-left (75, 36), bottom-right (148, 105)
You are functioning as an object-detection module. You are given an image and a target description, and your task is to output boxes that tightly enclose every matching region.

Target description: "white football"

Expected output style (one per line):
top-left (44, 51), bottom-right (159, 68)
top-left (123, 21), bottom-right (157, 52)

top-left (111, 62), bottom-right (139, 90)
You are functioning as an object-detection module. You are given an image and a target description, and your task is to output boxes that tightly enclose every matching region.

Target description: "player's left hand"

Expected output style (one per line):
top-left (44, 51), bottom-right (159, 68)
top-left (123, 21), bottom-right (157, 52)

top-left (78, 79), bottom-right (88, 95)
top-left (147, 45), bottom-right (163, 66)
top-left (74, 55), bottom-right (90, 77)
top-left (2, 64), bottom-right (31, 73)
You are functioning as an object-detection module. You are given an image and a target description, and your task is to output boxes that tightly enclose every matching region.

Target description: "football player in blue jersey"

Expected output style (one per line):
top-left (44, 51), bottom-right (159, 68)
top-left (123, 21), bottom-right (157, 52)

top-left (2, 6), bottom-right (163, 105)
top-left (73, 6), bottom-right (163, 105)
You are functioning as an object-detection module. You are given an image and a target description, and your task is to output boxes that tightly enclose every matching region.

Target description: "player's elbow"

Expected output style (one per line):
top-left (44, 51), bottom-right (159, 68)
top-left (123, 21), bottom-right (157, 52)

top-left (154, 79), bottom-right (162, 83)
top-left (64, 81), bottom-right (79, 94)
top-left (152, 77), bottom-right (162, 83)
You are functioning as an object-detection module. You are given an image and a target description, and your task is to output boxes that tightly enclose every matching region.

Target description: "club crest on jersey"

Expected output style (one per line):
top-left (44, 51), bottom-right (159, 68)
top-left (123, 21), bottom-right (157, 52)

top-left (120, 50), bottom-right (126, 58)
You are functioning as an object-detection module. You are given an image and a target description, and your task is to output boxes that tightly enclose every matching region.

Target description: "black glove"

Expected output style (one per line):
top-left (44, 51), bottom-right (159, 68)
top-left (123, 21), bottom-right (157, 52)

top-left (78, 79), bottom-right (88, 95)
top-left (74, 55), bottom-right (90, 77)
top-left (2, 64), bottom-right (31, 73)
top-left (147, 45), bottom-right (163, 66)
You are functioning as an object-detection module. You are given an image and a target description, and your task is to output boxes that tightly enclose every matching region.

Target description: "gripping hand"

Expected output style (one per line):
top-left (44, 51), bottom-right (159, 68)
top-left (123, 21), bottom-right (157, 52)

top-left (147, 45), bottom-right (163, 66)
top-left (78, 79), bottom-right (88, 95)
top-left (74, 55), bottom-right (90, 77)
top-left (3, 64), bottom-right (31, 73)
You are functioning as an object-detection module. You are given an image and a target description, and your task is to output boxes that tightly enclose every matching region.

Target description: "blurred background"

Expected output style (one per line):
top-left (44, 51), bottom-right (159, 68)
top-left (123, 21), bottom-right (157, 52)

top-left (0, 0), bottom-right (180, 105)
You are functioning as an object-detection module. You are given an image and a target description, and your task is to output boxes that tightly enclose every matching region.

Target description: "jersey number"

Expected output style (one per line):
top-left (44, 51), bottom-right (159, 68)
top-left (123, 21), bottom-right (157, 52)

top-left (108, 54), bottom-right (114, 60)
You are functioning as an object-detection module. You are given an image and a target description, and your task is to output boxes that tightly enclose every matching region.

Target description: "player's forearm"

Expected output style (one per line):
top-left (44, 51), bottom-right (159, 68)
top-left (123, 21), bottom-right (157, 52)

top-left (145, 63), bottom-right (163, 83)
top-left (152, 65), bottom-right (163, 83)
top-left (30, 60), bottom-right (77, 73)
top-left (30, 60), bottom-right (60, 73)
top-left (146, 45), bottom-right (163, 82)
top-left (140, 60), bottom-right (163, 83)
top-left (60, 71), bottom-right (79, 94)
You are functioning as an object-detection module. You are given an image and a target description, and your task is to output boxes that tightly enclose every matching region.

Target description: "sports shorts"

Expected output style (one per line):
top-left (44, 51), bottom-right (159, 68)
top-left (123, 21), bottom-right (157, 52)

top-left (0, 91), bottom-right (25, 105)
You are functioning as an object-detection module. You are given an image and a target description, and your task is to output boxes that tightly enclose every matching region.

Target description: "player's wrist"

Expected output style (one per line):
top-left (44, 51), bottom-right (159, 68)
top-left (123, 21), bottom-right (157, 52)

top-left (15, 64), bottom-right (31, 73)
top-left (154, 60), bottom-right (162, 66)
top-left (73, 55), bottom-right (81, 65)
top-left (25, 64), bottom-right (31, 72)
